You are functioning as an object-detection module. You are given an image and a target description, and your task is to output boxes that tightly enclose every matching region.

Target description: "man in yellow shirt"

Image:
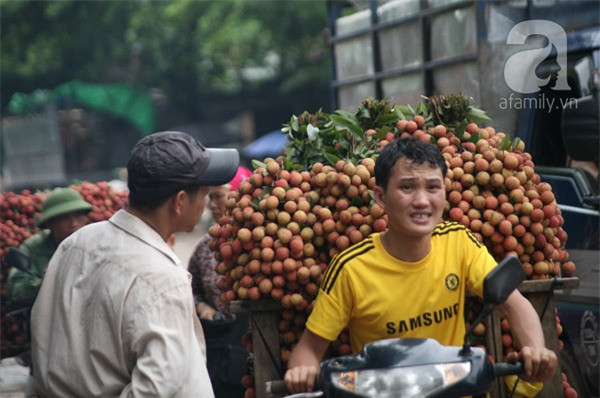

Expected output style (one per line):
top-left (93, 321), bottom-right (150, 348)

top-left (284, 137), bottom-right (557, 393)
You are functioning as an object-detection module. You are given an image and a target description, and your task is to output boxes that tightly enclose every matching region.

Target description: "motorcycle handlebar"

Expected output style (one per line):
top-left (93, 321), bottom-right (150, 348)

top-left (265, 380), bottom-right (288, 395)
top-left (494, 362), bottom-right (524, 377)
top-left (267, 363), bottom-right (523, 396)
top-left (265, 380), bottom-right (324, 398)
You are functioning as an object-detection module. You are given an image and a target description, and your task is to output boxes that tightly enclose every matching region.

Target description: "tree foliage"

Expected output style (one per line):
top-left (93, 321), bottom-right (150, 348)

top-left (1, 0), bottom-right (330, 115)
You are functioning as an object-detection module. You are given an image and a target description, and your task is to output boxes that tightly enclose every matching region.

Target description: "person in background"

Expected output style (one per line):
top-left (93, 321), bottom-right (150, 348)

top-left (284, 137), bottom-right (557, 394)
top-left (31, 131), bottom-right (239, 397)
top-left (7, 187), bottom-right (93, 306)
top-left (7, 186), bottom-right (93, 398)
top-left (189, 165), bottom-right (252, 321)
top-left (188, 165), bottom-right (253, 398)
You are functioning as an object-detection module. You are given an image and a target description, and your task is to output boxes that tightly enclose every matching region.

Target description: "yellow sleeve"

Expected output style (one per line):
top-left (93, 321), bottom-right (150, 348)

top-left (464, 228), bottom-right (498, 298)
top-left (306, 268), bottom-right (353, 342)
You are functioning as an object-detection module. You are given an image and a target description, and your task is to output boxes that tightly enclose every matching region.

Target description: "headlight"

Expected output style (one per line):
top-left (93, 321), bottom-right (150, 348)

top-left (330, 362), bottom-right (471, 397)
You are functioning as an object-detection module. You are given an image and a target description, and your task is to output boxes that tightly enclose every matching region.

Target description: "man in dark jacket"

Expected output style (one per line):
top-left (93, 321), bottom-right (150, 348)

top-left (7, 186), bottom-right (92, 397)
top-left (7, 187), bottom-right (93, 305)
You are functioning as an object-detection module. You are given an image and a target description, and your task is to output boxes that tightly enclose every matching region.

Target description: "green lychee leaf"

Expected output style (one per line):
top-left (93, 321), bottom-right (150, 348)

top-left (512, 137), bottom-right (522, 151)
top-left (324, 152), bottom-right (341, 165)
top-left (397, 104), bottom-right (415, 117)
top-left (467, 107), bottom-right (492, 123)
top-left (416, 101), bottom-right (428, 116)
top-left (330, 112), bottom-right (363, 139)
top-left (454, 120), bottom-right (468, 139)
top-left (351, 196), bottom-right (364, 207)
top-left (374, 126), bottom-right (389, 139)
top-left (373, 112), bottom-right (400, 126)
top-left (356, 106), bottom-right (371, 120)
top-left (499, 137), bottom-right (512, 151)
top-left (289, 115), bottom-right (299, 132)
top-left (467, 133), bottom-right (481, 143)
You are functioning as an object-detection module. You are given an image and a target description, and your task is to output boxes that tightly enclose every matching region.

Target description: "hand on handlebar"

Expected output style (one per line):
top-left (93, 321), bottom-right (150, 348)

top-left (284, 365), bottom-right (320, 394)
top-left (506, 346), bottom-right (557, 383)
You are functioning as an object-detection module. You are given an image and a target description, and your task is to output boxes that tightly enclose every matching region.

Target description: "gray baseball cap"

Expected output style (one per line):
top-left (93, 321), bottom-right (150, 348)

top-left (127, 131), bottom-right (240, 199)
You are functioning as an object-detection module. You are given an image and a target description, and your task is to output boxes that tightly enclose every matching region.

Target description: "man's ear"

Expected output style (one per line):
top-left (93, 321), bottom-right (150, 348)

top-left (172, 190), bottom-right (186, 215)
top-left (373, 185), bottom-right (385, 208)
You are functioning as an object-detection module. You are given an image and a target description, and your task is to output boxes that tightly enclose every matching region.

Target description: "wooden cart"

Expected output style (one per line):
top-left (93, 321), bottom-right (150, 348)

top-left (486, 277), bottom-right (580, 398)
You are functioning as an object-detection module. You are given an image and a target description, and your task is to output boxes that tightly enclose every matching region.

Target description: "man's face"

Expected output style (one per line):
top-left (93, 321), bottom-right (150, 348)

top-left (180, 186), bottom-right (210, 233)
top-left (46, 212), bottom-right (89, 244)
top-left (374, 157), bottom-right (446, 240)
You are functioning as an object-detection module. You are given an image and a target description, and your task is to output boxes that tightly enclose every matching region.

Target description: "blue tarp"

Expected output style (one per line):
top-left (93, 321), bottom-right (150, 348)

top-left (243, 129), bottom-right (289, 159)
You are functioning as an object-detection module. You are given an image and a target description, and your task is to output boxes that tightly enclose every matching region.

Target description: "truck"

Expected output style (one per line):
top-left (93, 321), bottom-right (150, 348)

top-left (325, 0), bottom-right (599, 396)
top-left (1, 104), bottom-right (143, 192)
top-left (1, 90), bottom-right (252, 193)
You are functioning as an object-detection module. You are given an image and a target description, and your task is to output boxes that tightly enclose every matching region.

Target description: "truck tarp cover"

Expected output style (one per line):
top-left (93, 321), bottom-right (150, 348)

top-left (8, 80), bottom-right (154, 135)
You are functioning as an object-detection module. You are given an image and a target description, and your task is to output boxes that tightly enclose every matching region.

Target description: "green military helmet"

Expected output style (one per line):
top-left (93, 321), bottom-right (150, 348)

top-left (38, 187), bottom-right (94, 227)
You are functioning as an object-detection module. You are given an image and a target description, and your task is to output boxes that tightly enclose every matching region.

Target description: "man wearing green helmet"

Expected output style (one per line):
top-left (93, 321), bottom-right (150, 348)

top-left (6, 186), bottom-right (93, 397)
top-left (7, 187), bottom-right (93, 306)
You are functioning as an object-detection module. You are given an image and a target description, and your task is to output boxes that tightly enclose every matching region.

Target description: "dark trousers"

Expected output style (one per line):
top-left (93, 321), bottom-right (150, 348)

top-left (201, 312), bottom-right (251, 398)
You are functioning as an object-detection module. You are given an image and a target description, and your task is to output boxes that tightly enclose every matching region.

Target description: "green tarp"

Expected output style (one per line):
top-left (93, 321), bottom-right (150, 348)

top-left (8, 80), bottom-right (155, 135)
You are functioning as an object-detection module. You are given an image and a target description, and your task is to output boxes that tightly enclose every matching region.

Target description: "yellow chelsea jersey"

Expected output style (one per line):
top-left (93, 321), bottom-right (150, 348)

top-left (306, 221), bottom-right (498, 353)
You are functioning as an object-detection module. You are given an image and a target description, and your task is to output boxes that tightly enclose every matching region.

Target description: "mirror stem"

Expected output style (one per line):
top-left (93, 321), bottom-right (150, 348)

top-left (459, 303), bottom-right (494, 356)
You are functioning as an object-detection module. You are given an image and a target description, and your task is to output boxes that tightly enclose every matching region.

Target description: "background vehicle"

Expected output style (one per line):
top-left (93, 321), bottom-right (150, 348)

top-left (0, 82), bottom-right (254, 192)
top-left (325, 0), bottom-right (599, 396)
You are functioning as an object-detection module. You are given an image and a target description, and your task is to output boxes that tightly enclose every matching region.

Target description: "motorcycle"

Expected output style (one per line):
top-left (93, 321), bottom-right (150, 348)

top-left (266, 256), bottom-right (527, 398)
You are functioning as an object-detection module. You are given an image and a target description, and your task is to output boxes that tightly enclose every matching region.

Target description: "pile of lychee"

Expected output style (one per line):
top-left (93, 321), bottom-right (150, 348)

top-left (396, 116), bottom-right (574, 278)
top-left (210, 157), bottom-right (386, 320)
top-left (212, 113), bottom-right (575, 313)
top-left (209, 106), bottom-right (576, 396)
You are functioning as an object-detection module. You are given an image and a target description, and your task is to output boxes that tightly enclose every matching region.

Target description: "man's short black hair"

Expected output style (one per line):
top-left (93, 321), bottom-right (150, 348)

top-left (375, 137), bottom-right (447, 190)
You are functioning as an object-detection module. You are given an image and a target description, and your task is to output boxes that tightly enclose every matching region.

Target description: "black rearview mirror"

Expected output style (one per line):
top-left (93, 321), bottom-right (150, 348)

top-left (483, 256), bottom-right (526, 306)
top-left (461, 256), bottom-right (526, 356)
